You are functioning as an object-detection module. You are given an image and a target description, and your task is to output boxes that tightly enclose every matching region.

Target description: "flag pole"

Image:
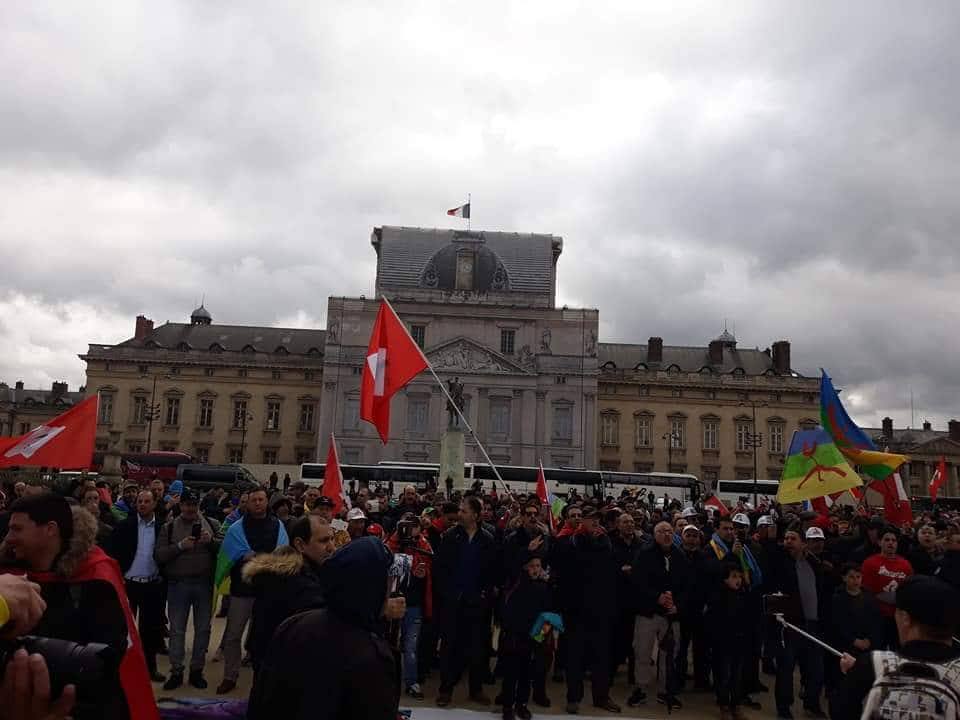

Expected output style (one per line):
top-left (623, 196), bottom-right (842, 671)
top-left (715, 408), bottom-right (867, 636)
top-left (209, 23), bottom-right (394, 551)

top-left (380, 297), bottom-right (508, 493)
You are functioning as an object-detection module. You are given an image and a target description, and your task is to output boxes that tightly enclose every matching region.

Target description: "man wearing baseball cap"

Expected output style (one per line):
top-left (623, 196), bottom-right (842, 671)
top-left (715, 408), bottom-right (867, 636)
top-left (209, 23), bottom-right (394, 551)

top-left (834, 575), bottom-right (960, 719)
top-left (347, 507), bottom-right (368, 541)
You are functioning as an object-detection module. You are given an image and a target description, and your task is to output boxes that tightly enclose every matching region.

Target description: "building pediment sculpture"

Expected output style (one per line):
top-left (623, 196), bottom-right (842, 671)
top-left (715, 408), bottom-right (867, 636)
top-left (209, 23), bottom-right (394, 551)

top-left (427, 338), bottom-right (531, 375)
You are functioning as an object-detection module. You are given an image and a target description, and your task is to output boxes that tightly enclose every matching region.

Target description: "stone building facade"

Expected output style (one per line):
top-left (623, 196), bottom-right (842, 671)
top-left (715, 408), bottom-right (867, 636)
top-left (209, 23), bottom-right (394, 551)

top-left (595, 334), bottom-right (822, 486)
top-left (80, 308), bottom-right (326, 464)
top-left (865, 418), bottom-right (960, 498)
top-left (317, 226), bottom-right (599, 468)
top-left (0, 381), bottom-right (86, 437)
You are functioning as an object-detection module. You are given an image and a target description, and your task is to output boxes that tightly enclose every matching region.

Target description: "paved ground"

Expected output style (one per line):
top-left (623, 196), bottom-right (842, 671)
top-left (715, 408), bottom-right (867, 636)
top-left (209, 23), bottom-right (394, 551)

top-left (156, 616), bottom-right (788, 719)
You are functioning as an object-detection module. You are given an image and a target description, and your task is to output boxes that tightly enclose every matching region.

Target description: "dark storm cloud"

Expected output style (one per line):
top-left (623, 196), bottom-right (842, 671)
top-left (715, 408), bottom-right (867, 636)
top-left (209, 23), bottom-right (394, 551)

top-left (0, 0), bottom-right (958, 431)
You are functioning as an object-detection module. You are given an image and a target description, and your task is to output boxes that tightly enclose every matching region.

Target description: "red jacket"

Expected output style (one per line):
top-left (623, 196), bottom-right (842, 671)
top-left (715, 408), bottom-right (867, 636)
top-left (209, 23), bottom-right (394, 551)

top-left (386, 532), bottom-right (434, 619)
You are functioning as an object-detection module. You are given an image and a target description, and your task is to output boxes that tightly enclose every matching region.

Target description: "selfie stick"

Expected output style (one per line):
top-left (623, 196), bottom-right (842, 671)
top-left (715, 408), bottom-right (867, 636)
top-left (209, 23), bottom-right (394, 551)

top-left (773, 614), bottom-right (843, 658)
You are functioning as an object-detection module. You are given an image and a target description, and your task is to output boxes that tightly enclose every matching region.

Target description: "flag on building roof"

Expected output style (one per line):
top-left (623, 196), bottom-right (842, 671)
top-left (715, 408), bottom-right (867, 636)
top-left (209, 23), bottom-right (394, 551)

top-left (777, 429), bottom-right (864, 504)
top-left (360, 300), bottom-right (430, 443)
top-left (446, 202), bottom-right (470, 219)
top-left (820, 370), bottom-right (907, 480)
top-left (0, 395), bottom-right (98, 469)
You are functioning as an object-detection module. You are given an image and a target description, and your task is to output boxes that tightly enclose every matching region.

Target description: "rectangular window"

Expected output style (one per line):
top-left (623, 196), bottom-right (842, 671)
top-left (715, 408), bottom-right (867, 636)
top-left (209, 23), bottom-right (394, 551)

top-left (305, 371), bottom-right (315, 381)
top-left (736, 422), bottom-right (751, 452)
top-left (159, 442), bottom-right (178, 452)
top-left (238, 369), bottom-right (248, 378)
top-left (169, 367), bottom-right (180, 376)
top-left (98, 394), bottom-right (114, 424)
top-left (127, 442), bottom-right (144, 453)
top-left (204, 368), bottom-right (215, 377)
top-left (639, 385), bottom-right (649, 396)
top-left (600, 413), bottom-right (619, 446)
top-left (165, 397), bottom-right (180, 426)
top-left (272, 371), bottom-right (282, 380)
top-left (500, 329), bottom-right (516, 355)
top-left (671, 388), bottom-right (682, 398)
top-left (703, 421), bottom-right (719, 450)
top-left (19, 422), bottom-right (30, 435)
top-left (635, 416), bottom-right (652, 448)
top-left (138, 365), bottom-right (148, 375)
top-left (262, 449), bottom-right (278, 464)
top-left (670, 419), bottom-right (686, 449)
top-left (298, 403), bottom-right (315, 432)
top-left (703, 469), bottom-right (719, 483)
top-left (195, 447), bottom-right (210, 463)
top-left (132, 396), bottom-right (148, 424)
top-left (769, 423), bottom-right (784, 453)
top-left (407, 397), bottom-right (429, 434)
top-left (489, 400), bottom-right (511, 436)
top-left (266, 401), bottom-right (281, 431)
top-left (343, 448), bottom-right (361, 464)
top-left (411, 324), bottom-right (426, 349)
top-left (296, 449), bottom-right (315, 464)
top-left (553, 405), bottom-right (573, 443)
top-left (227, 447), bottom-right (244, 464)
top-left (343, 398), bottom-right (360, 431)
top-left (232, 400), bottom-right (248, 430)
top-left (198, 398), bottom-right (214, 428)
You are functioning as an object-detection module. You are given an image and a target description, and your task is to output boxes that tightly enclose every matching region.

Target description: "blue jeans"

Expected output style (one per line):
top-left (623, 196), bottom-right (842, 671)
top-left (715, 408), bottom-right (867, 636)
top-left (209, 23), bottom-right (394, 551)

top-left (401, 606), bottom-right (423, 688)
top-left (167, 578), bottom-right (213, 674)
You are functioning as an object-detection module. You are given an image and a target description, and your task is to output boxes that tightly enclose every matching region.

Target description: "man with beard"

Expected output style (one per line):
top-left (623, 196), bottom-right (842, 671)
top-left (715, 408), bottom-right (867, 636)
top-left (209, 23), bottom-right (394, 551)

top-left (243, 514), bottom-right (336, 669)
top-left (247, 537), bottom-right (403, 720)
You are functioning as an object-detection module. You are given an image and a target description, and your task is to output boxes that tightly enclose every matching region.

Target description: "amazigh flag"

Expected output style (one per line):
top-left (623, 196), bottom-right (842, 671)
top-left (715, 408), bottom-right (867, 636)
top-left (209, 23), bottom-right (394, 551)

top-left (535, 461), bottom-right (564, 531)
top-left (447, 202), bottom-right (470, 218)
top-left (214, 517), bottom-right (290, 598)
top-left (778, 429), bottom-right (864, 504)
top-left (819, 371), bottom-right (907, 480)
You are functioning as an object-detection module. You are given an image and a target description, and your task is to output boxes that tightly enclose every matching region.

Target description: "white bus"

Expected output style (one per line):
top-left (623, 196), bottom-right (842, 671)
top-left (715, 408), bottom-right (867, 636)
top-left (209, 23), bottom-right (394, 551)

top-left (715, 479), bottom-right (780, 506)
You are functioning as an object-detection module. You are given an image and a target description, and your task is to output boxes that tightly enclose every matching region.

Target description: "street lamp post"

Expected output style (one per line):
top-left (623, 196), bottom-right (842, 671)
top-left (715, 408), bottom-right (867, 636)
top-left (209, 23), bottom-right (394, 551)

top-left (662, 431), bottom-right (681, 473)
top-left (740, 400), bottom-right (767, 507)
top-left (143, 373), bottom-right (171, 452)
top-left (239, 411), bottom-right (254, 463)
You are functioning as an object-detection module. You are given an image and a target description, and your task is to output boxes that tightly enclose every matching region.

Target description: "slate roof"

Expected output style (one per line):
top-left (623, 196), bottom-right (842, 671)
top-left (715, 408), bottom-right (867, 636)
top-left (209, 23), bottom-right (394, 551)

top-left (372, 226), bottom-right (560, 296)
top-left (598, 342), bottom-right (784, 375)
top-left (862, 427), bottom-right (958, 451)
top-left (0, 385), bottom-right (85, 408)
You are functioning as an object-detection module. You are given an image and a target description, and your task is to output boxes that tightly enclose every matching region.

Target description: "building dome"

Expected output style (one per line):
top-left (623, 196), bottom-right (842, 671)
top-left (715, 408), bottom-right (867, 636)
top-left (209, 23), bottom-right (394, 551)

top-left (715, 328), bottom-right (737, 346)
top-left (190, 305), bottom-right (212, 325)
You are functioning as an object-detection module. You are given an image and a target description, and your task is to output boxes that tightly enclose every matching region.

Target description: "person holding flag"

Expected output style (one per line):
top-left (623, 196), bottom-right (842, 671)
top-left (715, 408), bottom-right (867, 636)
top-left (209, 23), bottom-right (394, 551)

top-left (213, 487), bottom-right (288, 694)
top-left (929, 455), bottom-right (948, 504)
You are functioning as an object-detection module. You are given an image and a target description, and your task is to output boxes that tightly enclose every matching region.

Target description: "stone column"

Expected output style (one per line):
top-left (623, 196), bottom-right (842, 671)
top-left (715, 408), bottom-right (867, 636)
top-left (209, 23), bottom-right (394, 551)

top-left (583, 392), bottom-right (596, 469)
top-left (319, 381), bottom-right (338, 459)
top-left (535, 390), bottom-right (547, 454)
top-left (512, 389), bottom-right (524, 456)
top-left (477, 387), bottom-right (489, 449)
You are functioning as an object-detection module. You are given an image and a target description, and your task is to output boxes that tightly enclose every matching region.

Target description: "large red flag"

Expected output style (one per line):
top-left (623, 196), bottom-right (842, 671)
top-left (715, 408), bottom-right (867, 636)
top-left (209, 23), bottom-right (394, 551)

top-left (704, 494), bottom-right (730, 517)
top-left (0, 395), bottom-right (98, 469)
top-left (929, 455), bottom-right (948, 503)
top-left (535, 461), bottom-right (555, 532)
top-left (321, 434), bottom-right (350, 516)
top-left (870, 472), bottom-right (913, 527)
top-left (360, 300), bottom-right (430, 443)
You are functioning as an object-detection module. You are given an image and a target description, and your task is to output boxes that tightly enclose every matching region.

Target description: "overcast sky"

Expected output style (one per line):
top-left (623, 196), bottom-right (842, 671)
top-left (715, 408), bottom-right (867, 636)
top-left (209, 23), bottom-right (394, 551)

top-left (2, 1), bottom-right (958, 431)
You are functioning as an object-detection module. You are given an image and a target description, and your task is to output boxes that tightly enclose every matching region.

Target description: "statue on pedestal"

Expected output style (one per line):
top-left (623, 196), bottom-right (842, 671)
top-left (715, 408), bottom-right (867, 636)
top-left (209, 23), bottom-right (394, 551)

top-left (446, 377), bottom-right (465, 428)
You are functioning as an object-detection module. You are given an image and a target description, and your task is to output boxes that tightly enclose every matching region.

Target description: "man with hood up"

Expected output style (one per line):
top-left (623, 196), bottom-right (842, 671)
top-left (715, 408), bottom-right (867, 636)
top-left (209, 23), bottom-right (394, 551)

top-left (247, 536), bottom-right (399, 720)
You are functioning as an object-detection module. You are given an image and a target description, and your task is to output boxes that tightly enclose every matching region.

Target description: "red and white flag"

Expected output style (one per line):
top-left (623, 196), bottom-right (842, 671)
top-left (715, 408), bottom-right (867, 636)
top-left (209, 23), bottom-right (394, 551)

top-left (535, 461), bottom-right (555, 532)
top-left (360, 300), bottom-right (430, 443)
top-left (321, 434), bottom-right (350, 516)
top-left (446, 202), bottom-right (470, 219)
top-left (929, 455), bottom-right (947, 503)
top-left (704, 494), bottom-right (730, 517)
top-left (870, 472), bottom-right (912, 527)
top-left (0, 395), bottom-right (98, 469)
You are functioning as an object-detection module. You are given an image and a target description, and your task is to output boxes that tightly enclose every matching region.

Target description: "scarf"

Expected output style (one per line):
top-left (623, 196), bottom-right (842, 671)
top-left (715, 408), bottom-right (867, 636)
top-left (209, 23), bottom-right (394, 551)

top-left (709, 534), bottom-right (763, 587)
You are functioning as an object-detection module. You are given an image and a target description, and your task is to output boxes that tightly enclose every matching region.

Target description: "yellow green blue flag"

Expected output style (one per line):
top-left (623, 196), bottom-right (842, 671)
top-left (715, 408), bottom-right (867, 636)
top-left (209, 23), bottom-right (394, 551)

top-left (777, 428), bottom-right (865, 504)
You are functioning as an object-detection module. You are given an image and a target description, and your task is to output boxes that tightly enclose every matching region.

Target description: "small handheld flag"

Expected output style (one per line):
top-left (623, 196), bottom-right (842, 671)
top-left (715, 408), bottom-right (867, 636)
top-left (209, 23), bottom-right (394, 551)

top-left (930, 455), bottom-right (947, 503)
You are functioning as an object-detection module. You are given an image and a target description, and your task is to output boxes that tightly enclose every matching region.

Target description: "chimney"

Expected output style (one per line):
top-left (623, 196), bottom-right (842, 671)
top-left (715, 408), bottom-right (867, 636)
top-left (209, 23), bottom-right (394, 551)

top-left (772, 340), bottom-right (791, 374)
top-left (949, 420), bottom-right (960, 443)
top-left (882, 417), bottom-right (894, 439)
top-left (708, 340), bottom-right (723, 365)
top-left (14, 381), bottom-right (24, 391)
top-left (647, 337), bottom-right (663, 364)
top-left (923, 420), bottom-right (932, 432)
top-left (135, 315), bottom-right (154, 341)
top-left (51, 382), bottom-right (67, 397)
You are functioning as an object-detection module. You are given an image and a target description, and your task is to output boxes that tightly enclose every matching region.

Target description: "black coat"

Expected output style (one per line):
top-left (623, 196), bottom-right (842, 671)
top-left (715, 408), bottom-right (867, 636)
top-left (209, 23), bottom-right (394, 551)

top-left (631, 542), bottom-right (690, 618)
top-left (107, 513), bottom-right (156, 575)
top-left (553, 530), bottom-right (618, 625)
top-left (503, 526), bottom-right (550, 585)
top-left (828, 587), bottom-right (883, 655)
top-left (705, 584), bottom-right (750, 645)
top-left (433, 524), bottom-right (499, 606)
top-left (247, 538), bottom-right (396, 720)
top-left (610, 532), bottom-right (644, 613)
top-left (905, 547), bottom-right (938, 577)
top-left (936, 550), bottom-right (960, 591)
top-left (767, 548), bottom-right (824, 623)
top-left (500, 576), bottom-right (553, 645)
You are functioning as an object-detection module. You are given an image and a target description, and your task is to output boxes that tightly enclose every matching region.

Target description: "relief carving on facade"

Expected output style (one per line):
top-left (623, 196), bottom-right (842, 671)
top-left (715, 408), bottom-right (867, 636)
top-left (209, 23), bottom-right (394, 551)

top-left (429, 340), bottom-right (527, 375)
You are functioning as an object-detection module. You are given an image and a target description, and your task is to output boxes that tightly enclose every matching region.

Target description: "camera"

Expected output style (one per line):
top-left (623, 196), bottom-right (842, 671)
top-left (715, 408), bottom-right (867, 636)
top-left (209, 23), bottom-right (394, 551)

top-left (397, 519), bottom-right (417, 545)
top-left (192, 522), bottom-right (202, 540)
top-left (0, 636), bottom-right (117, 705)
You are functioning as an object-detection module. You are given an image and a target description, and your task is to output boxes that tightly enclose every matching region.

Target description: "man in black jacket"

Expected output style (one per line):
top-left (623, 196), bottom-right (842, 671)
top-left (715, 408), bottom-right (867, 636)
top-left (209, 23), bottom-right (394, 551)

top-left (434, 496), bottom-right (499, 707)
top-left (247, 537), bottom-right (399, 720)
top-left (833, 575), bottom-right (960, 720)
top-left (769, 527), bottom-right (826, 719)
top-left (503, 501), bottom-right (549, 587)
top-left (609, 511), bottom-right (642, 685)
top-left (554, 508), bottom-right (621, 714)
top-left (108, 489), bottom-right (166, 682)
top-left (629, 520), bottom-right (688, 711)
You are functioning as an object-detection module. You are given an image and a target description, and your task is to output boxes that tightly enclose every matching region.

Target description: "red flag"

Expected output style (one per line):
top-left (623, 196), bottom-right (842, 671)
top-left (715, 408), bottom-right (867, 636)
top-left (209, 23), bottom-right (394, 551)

top-left (360, 300), bottom-right (430, 443)
top-left (929, 455), bottom-right (947, 503)
top-left (0, 395), bottom-right (98, 469)
top-left (704, 494), bottom-right (730, 517)
top-left (535, 461), bottom-right (555, 532)
top-left (321, 434), bottom-right (350, 517)
top-left (870, 473), bottom-right (913, 527)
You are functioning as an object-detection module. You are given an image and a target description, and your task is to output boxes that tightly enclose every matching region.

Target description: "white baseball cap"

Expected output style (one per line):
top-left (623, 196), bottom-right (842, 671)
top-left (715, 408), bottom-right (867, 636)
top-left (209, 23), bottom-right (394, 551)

top-left (681, 524), bottom-right (701, 535)
top-left (805, 527), bottom-right (825, 540)
top-left (346, 507), bottom-right (367, 521)
top-left (732, 513), bottom-right (751, 526)
top-left (757, 515), bottom-right (776, 527)
top-left (681, 506), bottom-right (698, 518)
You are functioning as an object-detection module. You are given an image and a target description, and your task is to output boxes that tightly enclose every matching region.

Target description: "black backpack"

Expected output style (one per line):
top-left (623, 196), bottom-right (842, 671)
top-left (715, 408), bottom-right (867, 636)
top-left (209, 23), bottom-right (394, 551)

top-left (861, 651), bottom-right (960, 720)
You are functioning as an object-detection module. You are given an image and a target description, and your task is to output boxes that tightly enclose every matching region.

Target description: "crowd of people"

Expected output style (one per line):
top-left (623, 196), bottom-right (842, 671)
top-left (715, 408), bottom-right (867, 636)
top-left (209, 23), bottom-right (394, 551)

top-left (0, 472), bottom-right (958, 720)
